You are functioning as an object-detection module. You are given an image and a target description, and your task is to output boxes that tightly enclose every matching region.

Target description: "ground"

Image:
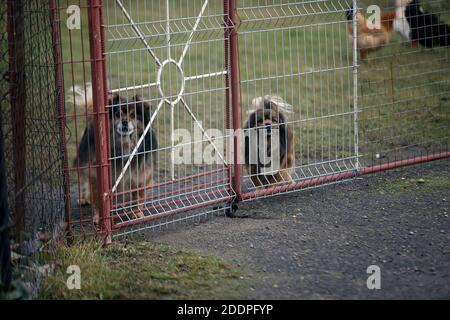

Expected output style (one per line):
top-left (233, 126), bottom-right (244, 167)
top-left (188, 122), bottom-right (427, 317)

top-left (40, 159), bottom-right (450, 299)
top-left (148, 159), bottom-right (450, 299)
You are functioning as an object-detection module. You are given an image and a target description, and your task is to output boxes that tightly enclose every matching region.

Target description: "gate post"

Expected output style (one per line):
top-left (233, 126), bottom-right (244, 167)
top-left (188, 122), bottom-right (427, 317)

top-left (352, 0), bottom-right (359, 171)
top-left (0, 116), bottom-right (12, 289)
top-left (87, 0), bottom-right (112, 245)
top-left (7, 0), bottom-right (26, 242)
top-left (226, 0), bottom-right (242, 201)
top-left (49, 0), bottom-right (72, 240)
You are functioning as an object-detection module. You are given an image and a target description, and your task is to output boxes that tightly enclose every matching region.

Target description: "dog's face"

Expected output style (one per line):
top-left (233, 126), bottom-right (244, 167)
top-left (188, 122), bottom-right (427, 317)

top-left (248, 105), bottom-right (286, 141)
top-left (243, 97), bottom-right (294, 187)
top-left (109, 94), bottom-right (150, 137)
top-left (245, 104), bottom-right (287, 168)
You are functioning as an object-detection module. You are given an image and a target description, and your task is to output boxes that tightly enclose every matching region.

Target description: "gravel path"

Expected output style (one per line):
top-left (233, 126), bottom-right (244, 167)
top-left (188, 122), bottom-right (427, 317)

top-left (148, 159), bottom-right (450, 299)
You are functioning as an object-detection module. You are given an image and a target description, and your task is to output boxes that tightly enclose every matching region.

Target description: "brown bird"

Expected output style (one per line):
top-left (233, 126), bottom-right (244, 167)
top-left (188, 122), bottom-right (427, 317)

top-left (347, 8), bottom-right (395, 60)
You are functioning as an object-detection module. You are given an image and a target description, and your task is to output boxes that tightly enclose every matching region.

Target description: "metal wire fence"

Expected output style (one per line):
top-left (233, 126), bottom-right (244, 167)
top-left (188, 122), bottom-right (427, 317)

top-left (0, 0), bottom-right (67, 298)
top-left (358, 0), bottom-right (450, 167)
top-left (237, 0), bottom-right (359, 200)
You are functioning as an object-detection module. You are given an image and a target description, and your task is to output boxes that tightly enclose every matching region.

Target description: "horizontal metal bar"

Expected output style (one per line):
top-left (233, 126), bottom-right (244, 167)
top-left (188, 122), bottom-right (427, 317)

top-left (184, 70), bottom-right (228, 81)
top-left (112, 184), bottom-right (229, 214)
top-left (109, 82), bottom-right (158, 93)
top-left (111, 177), bottom-right (229, 208)
top-left (360, 152), bottom-right (450, 175)
top-left (108, 71), bottom-right (228, 94)
top-left (241, 151), bottom-right (450, 200)
top-left (112, 167), bottom-right (228, 197)
top-left (242, 171), bottom-right (357, 200)
top-left (114, 194), bottom-right (232, 229)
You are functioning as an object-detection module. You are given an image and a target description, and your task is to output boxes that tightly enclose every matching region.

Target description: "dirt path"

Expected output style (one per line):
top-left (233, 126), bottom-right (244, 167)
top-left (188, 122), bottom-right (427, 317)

top-left (146, 159), bottom-right (450, 299)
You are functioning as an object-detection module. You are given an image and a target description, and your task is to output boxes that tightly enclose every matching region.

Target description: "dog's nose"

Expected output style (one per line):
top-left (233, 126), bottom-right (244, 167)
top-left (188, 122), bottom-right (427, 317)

top-left (121, 120), bottom-right (128, 128)
top-left (265, 125), bottom-right (272, 134)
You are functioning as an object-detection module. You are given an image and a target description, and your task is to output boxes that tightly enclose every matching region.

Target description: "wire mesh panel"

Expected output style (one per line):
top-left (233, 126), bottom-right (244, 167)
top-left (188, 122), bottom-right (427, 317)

top-left (102, 0), bottom-right (234, 235)
top-left (0, 2), bottom-right (12, 220)
top-left (0, 0), bottom-right (66, 297)
top-left (237, 0), bottom-right (359, 199)
top-left (357, 0), bottom-right (450, 168)
top-left (60, 1), bottom-right (100, 237)
top-left (2, 0), bottom-right (66, 251)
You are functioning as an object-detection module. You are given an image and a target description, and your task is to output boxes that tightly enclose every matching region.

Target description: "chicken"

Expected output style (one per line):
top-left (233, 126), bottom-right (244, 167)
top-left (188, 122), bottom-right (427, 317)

top-left (346, 8), bottom-right (395, 60)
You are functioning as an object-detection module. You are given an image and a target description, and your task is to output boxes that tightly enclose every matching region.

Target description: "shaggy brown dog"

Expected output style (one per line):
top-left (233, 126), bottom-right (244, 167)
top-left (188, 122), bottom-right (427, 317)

top-left (244, 96), bottom-right (294, 188)
top-left (70, 84), bottom-right (157, 225)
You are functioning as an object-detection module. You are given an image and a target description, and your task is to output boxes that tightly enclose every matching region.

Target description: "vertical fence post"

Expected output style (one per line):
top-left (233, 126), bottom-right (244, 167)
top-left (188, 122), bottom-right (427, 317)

top-left (7, 0), bottom-right (26, 242)
top-left (49, 0), bottom-right (72, 239)
top-left (352, 0), bottom-right (359, 171)
top-left (87, 0), bottom-right (112, 245)
top-left (0, 117), bottom-right (12, 290)
top-left (224, 0), bottom-right (232, 193)
top-left (227, 0), bottom-right (242, 200)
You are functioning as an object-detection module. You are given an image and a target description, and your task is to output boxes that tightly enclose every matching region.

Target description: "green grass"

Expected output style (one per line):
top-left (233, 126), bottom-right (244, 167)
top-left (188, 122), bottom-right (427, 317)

top-left (40, 240), bottom-right (244, 299)
top-left (380, 171), bottom-right (450, 194)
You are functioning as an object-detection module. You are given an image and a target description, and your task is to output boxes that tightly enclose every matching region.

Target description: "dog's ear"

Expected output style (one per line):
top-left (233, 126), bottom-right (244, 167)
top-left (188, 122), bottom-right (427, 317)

top-left (108, 93), bottom-right (120, 105)
top-left (247, 110), bottom-right (260, 128)
top-left (108, 93), bottom-right (121, 118)
top-left (132, 95), bottom-right (152, 123)
top-left (346, 9), bottom-right (353, 21)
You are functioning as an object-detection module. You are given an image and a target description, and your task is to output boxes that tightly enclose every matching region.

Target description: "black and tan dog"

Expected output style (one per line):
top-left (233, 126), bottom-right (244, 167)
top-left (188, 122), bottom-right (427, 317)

top-left (244, 96), bottom-right (294, 188)
top-left (405, 0), bottom-right (450, 48)
top-left (71, 84), bottom-right (157, 224)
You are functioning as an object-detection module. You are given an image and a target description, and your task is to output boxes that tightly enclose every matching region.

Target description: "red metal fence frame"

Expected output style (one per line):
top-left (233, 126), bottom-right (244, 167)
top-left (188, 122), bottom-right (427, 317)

top-left (227, 1), bottom-right (450, 202)
top-left (7, 0), bottom-right (26, 242)
top-left (241, 152), bottom-right (450, 200)
top-left (49, 0), bottom-right (72, 240)
top-left (228, 0), bottom-right (243, 202)
top-left (87, 0), bottom-right (113, 244)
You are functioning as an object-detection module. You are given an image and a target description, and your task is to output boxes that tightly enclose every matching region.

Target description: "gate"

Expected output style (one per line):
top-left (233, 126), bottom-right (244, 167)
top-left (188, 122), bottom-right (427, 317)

top-left (89, 0), bottom-right (237, 238)
top-left (235, 0), bottom-right (360, 200)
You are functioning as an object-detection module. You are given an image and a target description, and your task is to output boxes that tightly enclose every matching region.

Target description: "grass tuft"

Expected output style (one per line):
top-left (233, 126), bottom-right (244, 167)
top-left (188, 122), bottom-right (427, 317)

top-left (40, 240), bottom-right (244, 300)
top-left (380, 171), bottom-right (450, 194)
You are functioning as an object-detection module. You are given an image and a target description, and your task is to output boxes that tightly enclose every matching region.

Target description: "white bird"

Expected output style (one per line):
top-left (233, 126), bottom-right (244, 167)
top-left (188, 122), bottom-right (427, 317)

top-left (394, 0), bottom-right (412, 41)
